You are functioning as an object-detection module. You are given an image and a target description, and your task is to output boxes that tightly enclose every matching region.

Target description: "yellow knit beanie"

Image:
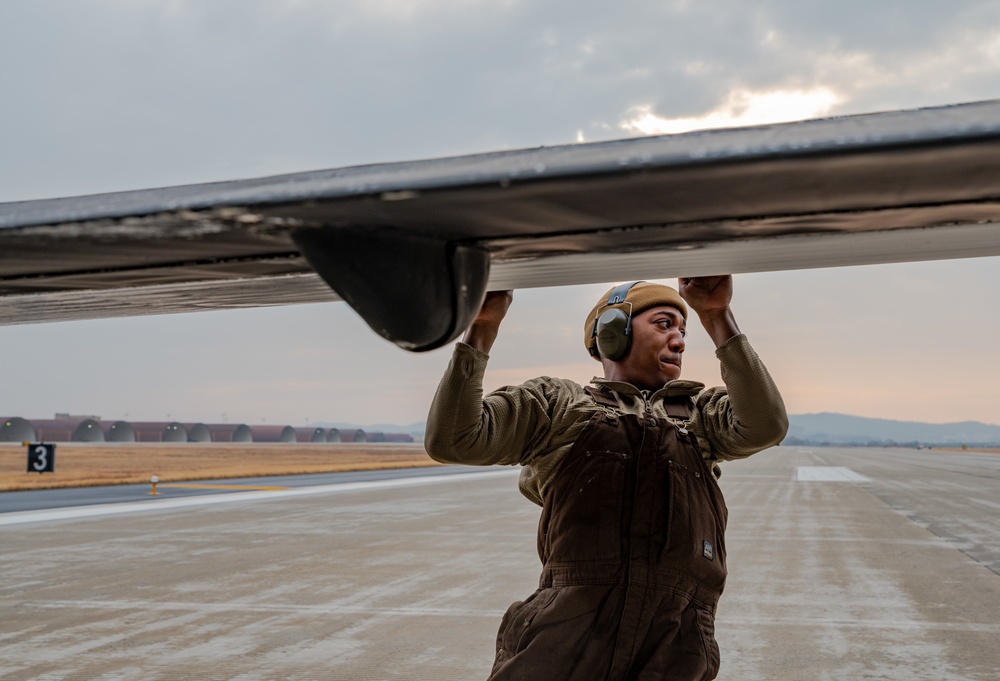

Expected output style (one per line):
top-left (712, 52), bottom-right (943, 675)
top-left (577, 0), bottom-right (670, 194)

top-left (584, 281), bottom-right (688, 360)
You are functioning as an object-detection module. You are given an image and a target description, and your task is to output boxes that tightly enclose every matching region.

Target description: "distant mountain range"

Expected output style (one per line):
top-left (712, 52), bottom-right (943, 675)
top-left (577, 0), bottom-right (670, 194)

top-left (785, 412), bottom-right (1000, 446)
top-left (318, 413), bottom-right (1000, 447)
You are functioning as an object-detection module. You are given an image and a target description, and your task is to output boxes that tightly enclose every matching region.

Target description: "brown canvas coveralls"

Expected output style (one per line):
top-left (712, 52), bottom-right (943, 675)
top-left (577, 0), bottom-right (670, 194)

top-left (489, 387), bottom-right (727, 681)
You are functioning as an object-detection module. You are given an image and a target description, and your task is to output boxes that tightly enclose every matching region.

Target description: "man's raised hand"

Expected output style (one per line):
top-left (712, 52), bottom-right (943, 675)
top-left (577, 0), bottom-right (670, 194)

top-left (678, 276), bottom-right (740, 348)
top-left (678, 276), bottom-right (733, 315)
top-left (462, 290), bottom-right (513, 354)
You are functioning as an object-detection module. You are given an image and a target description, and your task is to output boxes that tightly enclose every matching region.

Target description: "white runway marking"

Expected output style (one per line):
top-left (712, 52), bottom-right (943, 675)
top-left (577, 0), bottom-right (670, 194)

top-left (31, 599), bottom-right (503, 618)
top-left (796, 466), bottom-right (870, 482)
top-left (0, 468), bottom-right (518, 528)
top-left (720, 615), bottom-right (1000, 634)
top-left (968, 496), bottom-right (1000, 511)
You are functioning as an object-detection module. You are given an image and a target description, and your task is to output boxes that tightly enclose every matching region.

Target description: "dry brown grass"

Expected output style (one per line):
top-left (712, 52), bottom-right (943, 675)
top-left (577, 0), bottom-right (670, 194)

top-left (936, 447), bottom-right (1000, 455)
top-left (0, 443), bottom-right (438, 491)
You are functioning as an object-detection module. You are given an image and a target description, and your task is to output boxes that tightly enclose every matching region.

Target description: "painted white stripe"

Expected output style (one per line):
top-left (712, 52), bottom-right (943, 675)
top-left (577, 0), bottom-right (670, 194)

top-left (796, 466), bottom-right (870, 482)
top-left (720, 615), bottom-right (1000, 634)
top-left (0, 468), bottom-right (518, 528)
top-left (32, 599), bottom-right (502, 618)
top-left (968, 496), bottom-right (1000, 511)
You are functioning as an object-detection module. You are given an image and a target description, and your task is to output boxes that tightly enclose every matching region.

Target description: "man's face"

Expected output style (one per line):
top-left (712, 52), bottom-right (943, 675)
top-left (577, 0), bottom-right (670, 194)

top-left (610, 305), bottom-right (686, 390)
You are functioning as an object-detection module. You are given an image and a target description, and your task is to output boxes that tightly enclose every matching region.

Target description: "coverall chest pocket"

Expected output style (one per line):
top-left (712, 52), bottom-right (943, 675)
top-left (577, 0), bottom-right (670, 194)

top-left (663, 459), bottom-right (728, 588)
top-left (543, 449), bottom-right (629, 563)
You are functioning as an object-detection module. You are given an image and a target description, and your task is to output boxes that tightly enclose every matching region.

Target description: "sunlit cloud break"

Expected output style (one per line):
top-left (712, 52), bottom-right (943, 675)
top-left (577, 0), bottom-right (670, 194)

top-left (620, 87), bottom-right (843, 135)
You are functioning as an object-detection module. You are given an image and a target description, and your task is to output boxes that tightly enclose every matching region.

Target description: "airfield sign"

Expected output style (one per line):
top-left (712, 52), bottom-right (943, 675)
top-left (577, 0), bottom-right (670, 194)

top-left (26, 443), bottom-right (55, 473)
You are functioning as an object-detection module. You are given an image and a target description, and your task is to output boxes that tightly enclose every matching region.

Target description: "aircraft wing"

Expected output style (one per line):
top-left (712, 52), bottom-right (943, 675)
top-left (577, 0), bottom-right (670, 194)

top-left (3, 99), bottom-right (1000, 350)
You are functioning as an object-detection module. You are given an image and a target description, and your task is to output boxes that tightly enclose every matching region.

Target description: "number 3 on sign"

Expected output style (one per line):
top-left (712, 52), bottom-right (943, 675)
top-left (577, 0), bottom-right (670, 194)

top-left (27, 443), bottom-right (55, 473)
top-left (33, 446), bottom-right (48, 471)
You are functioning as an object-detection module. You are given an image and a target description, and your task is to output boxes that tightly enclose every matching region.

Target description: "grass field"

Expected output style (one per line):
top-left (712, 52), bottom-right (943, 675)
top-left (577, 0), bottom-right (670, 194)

top-left (0, 443), bottom-right (438, 491)
top-left (937, 447), bottom-right (1000, 454)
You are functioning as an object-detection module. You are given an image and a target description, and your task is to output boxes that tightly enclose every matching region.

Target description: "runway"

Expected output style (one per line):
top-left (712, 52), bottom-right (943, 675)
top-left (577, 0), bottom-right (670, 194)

top-left (1, 446), bottom-right (998, 680)
top-left (0, 465), bottom-right (484, 515)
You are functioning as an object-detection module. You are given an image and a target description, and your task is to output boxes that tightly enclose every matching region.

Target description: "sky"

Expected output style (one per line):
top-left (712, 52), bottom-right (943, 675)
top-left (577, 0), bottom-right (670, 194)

top-left (2, 0), bottom-right (1000, 428)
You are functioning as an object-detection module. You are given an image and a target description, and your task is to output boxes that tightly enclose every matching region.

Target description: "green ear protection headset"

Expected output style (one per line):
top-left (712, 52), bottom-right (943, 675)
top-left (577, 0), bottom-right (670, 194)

top-left (591, 281), bottom-right (641, 361)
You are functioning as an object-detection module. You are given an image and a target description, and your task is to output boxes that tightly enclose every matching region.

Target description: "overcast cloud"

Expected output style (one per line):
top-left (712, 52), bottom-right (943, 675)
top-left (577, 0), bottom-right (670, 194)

top-left (5, 0), bottom-right (1000, 200)
top-left (2, 1), bottom-right (1000, 427)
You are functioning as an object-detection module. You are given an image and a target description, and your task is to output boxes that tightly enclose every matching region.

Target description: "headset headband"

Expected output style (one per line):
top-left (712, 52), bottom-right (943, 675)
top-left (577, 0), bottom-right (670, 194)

top-left (606, 281), bottom-right (640, 305)
top-left (590, 281), bottom-right (642, 340)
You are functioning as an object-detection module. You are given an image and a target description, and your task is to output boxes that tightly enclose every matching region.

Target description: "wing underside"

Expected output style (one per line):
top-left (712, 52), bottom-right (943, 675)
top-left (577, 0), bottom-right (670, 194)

top-left (3, 100), bottom-right (1000, 349)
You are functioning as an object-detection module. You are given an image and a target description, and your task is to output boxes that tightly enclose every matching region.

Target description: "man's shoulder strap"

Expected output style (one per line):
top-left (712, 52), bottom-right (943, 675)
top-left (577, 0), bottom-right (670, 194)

top-left (583, 385), bottom-right (620, 408)
top-left (663, 397), bottom-right (693, 419)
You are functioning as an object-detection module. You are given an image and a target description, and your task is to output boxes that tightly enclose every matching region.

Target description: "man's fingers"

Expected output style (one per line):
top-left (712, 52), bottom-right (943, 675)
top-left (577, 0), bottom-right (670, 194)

top-left (475, 290), bottom-right (514, 324)
top-left (678, 276), bottom-right (733, 308)
top-left (483, 290), bottom-right (513, 309)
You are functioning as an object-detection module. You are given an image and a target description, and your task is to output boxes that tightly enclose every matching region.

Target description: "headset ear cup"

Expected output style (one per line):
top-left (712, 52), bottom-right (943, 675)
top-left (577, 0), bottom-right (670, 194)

top-left (595, 308), bottom-right (631, 360)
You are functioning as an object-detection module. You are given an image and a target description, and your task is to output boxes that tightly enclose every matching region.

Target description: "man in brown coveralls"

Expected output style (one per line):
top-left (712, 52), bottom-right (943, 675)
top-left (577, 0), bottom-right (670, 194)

top-left (424, 276), bottom-right (787, 681)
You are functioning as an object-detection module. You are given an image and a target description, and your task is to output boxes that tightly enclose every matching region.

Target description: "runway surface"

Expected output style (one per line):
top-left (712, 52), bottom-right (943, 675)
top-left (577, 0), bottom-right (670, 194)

top-left (0, 465), bottom-right (473, 514)
top-left (1, 446), bottom-right (998, 680)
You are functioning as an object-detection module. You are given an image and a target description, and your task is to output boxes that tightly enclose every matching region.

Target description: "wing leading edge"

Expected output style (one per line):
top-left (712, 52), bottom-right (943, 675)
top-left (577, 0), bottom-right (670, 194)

top-left (3, 99), bottom-right (1000, 349)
